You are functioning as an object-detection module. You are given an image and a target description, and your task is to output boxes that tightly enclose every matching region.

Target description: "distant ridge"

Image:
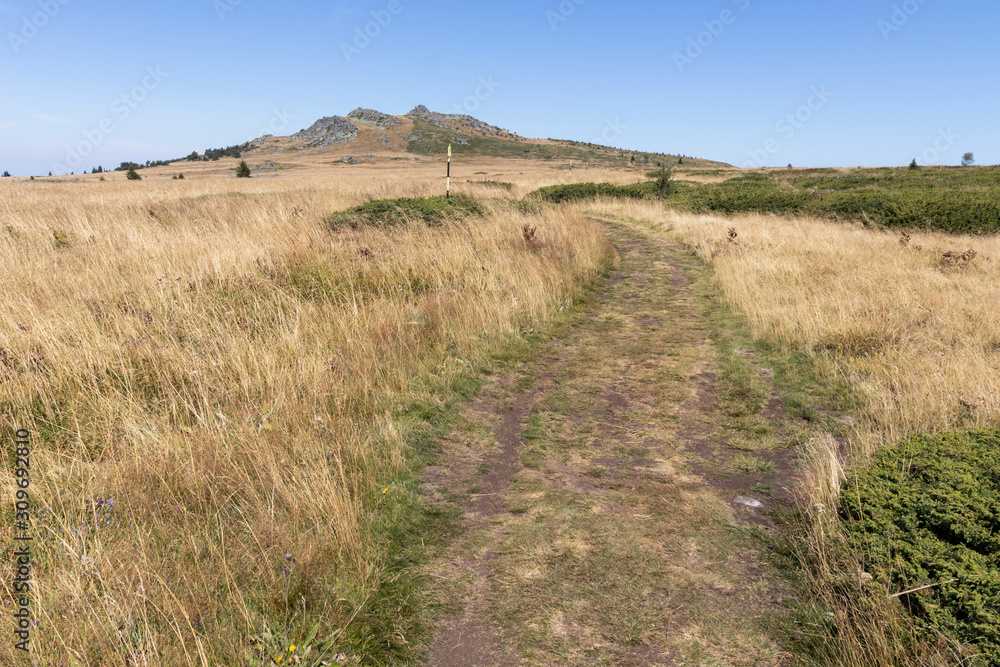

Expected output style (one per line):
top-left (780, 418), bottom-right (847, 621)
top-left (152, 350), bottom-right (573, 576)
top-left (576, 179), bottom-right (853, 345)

top-left (117, 105), bottom-right (734, 171)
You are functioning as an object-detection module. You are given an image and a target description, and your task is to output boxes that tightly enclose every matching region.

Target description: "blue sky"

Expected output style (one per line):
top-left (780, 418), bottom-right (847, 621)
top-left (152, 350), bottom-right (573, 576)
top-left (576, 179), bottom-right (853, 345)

top-left (1, 0), bottom-right (996, 175)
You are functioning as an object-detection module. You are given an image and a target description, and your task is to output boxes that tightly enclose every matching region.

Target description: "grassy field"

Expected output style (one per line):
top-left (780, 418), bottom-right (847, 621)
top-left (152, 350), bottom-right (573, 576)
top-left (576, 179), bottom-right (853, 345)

top-left (0, 166), bottom-right (615, 664)
top-left (3, 158), bottom-right (999, 665)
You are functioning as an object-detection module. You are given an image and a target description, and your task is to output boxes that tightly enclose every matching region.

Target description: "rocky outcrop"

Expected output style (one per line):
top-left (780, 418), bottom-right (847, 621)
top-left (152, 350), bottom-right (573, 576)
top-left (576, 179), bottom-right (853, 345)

top-left (406, 105), bottom-right (451, 129)
top-left (406, 105), bottom-right (506, 135)
top-left (291, 117), bottom-right (359, 147)
top-left (347, 108), bottom-right (403, 128)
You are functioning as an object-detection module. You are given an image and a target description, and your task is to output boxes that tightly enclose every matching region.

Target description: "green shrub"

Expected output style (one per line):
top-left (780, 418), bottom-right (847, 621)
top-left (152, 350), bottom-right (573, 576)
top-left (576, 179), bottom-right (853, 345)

top-left (324, 196), bottom-right (484, 230)
top-left (666, 168), bottom-right (1000, 234)
top-left (808, 190), bottom-right (1000, 234)
top-left (235, 161), bottom-right (252, 178)
top-left (649, 168), bottom-right (678, 198)
top-left (126, 168), bottom-right (141, 181)
top-left (525, 181), bottom-right (657, 203)
top-left (676, 174), bottom-right (808, 214)
top-left (840, 429), bottom-right (1000, 662)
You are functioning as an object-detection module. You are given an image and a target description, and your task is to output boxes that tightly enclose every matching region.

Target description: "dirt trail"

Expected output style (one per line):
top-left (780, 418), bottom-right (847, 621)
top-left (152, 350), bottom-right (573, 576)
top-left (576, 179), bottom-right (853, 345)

top-left (422, 220), bottom-right (804, 666)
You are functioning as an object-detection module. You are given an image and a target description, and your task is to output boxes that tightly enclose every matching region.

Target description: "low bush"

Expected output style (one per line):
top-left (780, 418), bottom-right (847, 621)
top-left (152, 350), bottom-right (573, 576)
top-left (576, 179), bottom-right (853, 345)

top-left (675, 174), bottom-right (807, 214)
top-left (839, 428), bottom-right (1000, 662)
top-left (525, 181), bottom-right (658, 203)
top-left (808, 189), bottom-right (1000, 234)
top-left (324, 195), bottom-right (484, 230)
top-left (670, 168), bottom-right (1000, 234)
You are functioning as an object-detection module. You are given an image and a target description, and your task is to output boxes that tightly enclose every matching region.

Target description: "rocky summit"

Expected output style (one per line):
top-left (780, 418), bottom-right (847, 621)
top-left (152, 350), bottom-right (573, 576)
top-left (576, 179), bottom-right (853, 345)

top-left (347, 108), bottom-right (403, 129)
top-left (290, 116), bottom-right (359, 147)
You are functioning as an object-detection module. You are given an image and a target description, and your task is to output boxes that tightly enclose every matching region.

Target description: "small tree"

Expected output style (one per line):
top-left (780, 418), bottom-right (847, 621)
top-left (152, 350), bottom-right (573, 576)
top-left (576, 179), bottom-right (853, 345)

top-left (126, 167), bottom-right (142, 181)
top-left (236, 161), bottom-right (252, 178)
top-left (652, 168), bottom-right (677, 199)
top-left (2, 171), bottom-right (10, 177)
top-left (909, 158), bottom-right (919, 170)
top-left (962, 152), bottom-right (975, 167)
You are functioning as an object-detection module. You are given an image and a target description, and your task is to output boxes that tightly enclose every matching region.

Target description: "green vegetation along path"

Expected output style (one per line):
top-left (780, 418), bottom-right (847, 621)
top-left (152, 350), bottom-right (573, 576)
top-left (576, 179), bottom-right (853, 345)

top-left (421, 218), bottom-right (805, 666)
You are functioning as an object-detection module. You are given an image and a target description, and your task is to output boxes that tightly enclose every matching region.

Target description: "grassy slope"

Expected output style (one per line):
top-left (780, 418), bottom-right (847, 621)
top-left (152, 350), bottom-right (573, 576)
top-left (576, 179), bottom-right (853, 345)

top-left (404, 118), bottom-right (730, 169)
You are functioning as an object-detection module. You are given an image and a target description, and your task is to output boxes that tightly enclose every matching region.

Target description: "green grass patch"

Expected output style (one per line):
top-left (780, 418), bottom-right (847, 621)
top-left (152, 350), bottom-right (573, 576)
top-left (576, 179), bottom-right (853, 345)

top-left (732, 454), bottom-right (776, 473)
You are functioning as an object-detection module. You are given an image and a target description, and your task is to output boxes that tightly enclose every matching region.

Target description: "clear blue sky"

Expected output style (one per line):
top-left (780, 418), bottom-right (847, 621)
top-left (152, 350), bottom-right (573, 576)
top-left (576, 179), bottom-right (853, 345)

top-left (1, 0), bottom-right (996, 175)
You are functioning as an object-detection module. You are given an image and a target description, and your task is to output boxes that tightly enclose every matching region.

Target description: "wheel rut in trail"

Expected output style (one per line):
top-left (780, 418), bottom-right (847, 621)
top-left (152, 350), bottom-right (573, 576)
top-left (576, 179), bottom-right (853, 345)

top-left (423, 219), bottom-right (807, 666)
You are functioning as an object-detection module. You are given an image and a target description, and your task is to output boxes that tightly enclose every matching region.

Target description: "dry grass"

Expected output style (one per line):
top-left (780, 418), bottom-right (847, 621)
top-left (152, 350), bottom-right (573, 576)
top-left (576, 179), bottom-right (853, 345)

top-left (661, 209), bottom-right (1000, 447)
top-left (0, 166), bottom-right (613, 664)
top-left (579, 200), bottom-right (1000, 450)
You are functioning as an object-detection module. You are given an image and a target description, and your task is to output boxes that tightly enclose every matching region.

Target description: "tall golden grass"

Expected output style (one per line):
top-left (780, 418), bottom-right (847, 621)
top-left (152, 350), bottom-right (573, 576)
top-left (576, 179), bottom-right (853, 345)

top-left (0, 167), bottom-right (613, 664)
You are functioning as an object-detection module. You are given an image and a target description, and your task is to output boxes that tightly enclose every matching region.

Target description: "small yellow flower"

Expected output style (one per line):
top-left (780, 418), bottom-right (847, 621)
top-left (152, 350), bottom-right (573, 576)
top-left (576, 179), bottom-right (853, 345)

top-left (289, 645), bottom-right (296, 652)
top-left (383, 488), bottom-right (388, 494)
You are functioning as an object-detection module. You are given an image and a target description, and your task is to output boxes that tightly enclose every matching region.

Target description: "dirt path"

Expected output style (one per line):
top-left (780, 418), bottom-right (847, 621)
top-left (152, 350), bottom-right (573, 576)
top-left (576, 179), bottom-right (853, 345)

top-left (421, 219), bottom-right (805, 666)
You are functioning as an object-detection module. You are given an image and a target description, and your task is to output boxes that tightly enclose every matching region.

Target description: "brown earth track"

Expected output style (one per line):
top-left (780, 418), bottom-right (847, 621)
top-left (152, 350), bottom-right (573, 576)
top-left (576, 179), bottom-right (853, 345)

top-left (422, 218), bottom-right (812, 666)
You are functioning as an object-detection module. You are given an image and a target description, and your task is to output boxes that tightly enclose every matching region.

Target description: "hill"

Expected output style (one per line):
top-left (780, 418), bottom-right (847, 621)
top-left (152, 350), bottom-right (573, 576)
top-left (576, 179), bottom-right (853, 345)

top-left (179, 105), bottom-right (732, 170)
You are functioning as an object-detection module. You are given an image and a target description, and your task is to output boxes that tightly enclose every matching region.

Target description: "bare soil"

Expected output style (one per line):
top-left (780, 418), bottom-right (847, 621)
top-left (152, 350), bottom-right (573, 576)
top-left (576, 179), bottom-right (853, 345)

top-left (421, 219), bottom-right (812, 666)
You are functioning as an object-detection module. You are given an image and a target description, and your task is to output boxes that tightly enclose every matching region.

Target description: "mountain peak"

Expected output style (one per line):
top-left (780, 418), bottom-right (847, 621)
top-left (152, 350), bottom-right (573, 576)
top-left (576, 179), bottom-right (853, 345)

top-left (347, 108), bottom-right (403, 128)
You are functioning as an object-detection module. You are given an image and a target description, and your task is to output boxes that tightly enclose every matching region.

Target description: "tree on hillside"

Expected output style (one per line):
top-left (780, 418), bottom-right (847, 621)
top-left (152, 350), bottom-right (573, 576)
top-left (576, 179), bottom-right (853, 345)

top-left (909, 158), bottom-right (920, 170)
top-left (962, 152), bottom-right (975, 167)
top-left (652, 168), bottom-right (677, 199)
top-left (126, 167), bottom-right (142, 181)
top-left (2, 171), bottom-right (10, 178)
top-left (236, 161), bottom-right (252, 178)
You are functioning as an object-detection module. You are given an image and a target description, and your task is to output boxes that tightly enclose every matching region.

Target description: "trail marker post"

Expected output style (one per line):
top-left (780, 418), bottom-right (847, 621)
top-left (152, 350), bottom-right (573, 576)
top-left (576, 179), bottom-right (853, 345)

top-left (447, 144), bottom-right (452, 199)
